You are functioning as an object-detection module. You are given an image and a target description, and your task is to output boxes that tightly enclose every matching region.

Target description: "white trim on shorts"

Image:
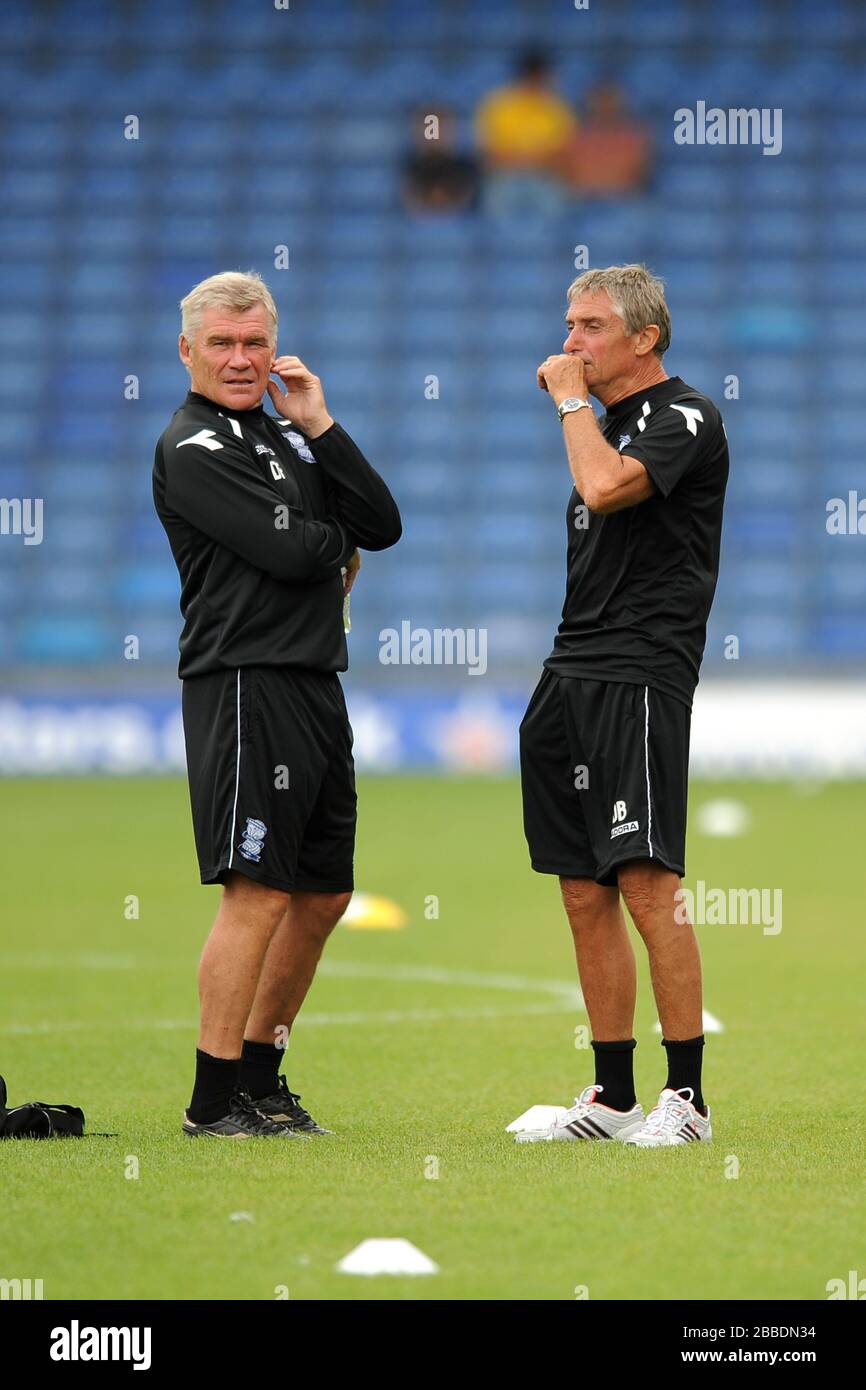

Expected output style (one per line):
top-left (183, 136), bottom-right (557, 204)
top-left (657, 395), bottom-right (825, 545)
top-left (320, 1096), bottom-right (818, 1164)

top-left (227, 668), bottom-right (241, 870)
top-left (644, 685), bottom-right (654, 859)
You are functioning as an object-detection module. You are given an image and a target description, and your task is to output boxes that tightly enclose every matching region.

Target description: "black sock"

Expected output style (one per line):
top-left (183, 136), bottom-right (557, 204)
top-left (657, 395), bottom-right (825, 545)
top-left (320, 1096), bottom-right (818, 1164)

top-left (590, 1038), bottom-right (637, 1111)
top-left (662, 1035), bottom-right (706, 1114)
top-left (188, 1049), bottom-right (240, 1124)
top-left (239, 1038), bottom-right (283, 1101)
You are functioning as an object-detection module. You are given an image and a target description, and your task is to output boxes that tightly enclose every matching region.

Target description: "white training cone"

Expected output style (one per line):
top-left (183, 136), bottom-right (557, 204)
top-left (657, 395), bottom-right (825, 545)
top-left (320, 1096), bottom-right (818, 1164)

top-left (337, 1238), bottom-right (438, 1276)
top-left (696, 799), bottom-right (751, 837)
top-left (506, 1104), bottom-right (568, 1133)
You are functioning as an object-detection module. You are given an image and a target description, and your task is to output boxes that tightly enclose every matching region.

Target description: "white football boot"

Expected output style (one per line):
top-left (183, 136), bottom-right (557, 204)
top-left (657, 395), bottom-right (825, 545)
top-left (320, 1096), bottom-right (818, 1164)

top-left (624, 1086), bottom-right (712, 1146)
top-left (515, 1084), bottom-right (645, 1142)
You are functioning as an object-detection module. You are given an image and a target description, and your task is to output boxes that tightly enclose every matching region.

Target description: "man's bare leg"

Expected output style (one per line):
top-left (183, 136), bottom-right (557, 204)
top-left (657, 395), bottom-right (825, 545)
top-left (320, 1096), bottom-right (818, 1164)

top-left (186, 871), bottom-right (290, 1127)
top-left (198, 872), bottom-right (289, 1057)
top-left (557, 875), bottom-right (639, 1116)
top-left (618, 860), bottom-right (707, 1116)
top-left (244, 890), bottom-right (352, 1044)
top-left (617, 861), bottom-right (702, 1040)
top-left (559, 876), bottom-right (637, 1039)
top-left (234, 890), bottom-right (351, 1124)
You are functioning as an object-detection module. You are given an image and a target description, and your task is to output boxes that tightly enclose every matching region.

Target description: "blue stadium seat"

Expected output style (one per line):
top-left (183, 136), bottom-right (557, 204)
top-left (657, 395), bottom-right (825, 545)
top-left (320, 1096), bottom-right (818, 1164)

top-left (826, 117), bottom-right (866, 151)
top-left (827, 361), bottom-right (866, 401)
top-left (325, 164), bottom-right (402, 213)
top-left (655, 166), bottom-right (730, 208)
top-left (0, 264), bottom-right (55, 302)
top-left (0, 357), bottom-right (42, 405)
top-left (822, 412), bottom-right (865, 453)
top-left (820, 563), bottom-right (866, 606)
top-left (116, 566), bottom-right (181, 605)
top-left (0, 414), bottom-right (35, 450)
top-left (17, 618), bottom-right (115, 663)
top-left (737, 614), bottom-right (810, 658)
top-left (815, 615), bottom-right (866, 656)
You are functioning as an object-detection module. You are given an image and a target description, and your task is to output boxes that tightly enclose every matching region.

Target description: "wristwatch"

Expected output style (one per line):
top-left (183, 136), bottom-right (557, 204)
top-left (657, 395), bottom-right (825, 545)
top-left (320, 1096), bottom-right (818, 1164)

top-left (557, 396), bottom-right (593, 422)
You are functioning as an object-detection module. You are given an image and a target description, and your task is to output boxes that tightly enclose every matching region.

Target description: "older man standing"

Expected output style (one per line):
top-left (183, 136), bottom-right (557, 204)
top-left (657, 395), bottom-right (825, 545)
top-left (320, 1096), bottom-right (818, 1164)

top-left (153, 271), bottom-right (401, 1138)
top-left (519, 265), bottom-right (728, 1147)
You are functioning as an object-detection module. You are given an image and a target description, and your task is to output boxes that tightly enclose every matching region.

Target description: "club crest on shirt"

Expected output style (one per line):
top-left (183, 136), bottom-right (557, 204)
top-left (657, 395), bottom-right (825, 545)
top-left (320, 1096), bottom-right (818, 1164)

top-left (618, 433), bottom-right (632, 452)
top-left (276, 421), bottom-right (316, 463)
top-left (238, 817), bottom-right (268, 863)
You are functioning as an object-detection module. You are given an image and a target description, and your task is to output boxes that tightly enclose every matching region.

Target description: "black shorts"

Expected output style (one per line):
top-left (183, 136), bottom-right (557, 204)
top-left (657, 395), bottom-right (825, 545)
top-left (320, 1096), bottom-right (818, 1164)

top-left (181, 665), bottom-right (356, 894)
top-left (519, 671), bottom-right (690, 886)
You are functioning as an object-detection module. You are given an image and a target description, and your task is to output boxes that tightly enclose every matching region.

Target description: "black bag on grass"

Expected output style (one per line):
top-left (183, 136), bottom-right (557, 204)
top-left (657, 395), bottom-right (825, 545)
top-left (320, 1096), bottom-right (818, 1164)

top-left (0, 1073), bottom-right (85, 1138)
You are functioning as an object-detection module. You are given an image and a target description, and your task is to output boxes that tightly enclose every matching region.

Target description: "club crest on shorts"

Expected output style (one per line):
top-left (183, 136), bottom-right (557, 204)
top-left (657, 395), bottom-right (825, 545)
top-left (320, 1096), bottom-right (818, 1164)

top-left (238, 817), bottom-right (268, 863)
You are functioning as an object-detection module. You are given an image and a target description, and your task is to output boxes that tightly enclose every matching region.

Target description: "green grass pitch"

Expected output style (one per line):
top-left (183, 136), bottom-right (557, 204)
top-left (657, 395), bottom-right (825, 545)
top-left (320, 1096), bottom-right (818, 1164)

top-left (1, 775), bottom-right (864, 1300)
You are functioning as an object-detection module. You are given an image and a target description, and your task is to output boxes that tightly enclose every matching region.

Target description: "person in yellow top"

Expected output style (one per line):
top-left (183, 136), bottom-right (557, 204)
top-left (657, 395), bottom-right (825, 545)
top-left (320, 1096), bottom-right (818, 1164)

top-left (475, 49), bottom-right (577, 216)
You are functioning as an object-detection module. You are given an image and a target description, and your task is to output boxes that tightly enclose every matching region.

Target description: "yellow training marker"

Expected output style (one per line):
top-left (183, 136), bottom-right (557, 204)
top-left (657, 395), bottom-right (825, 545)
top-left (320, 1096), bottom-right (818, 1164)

top-left (339, 893), bottom-right (407, 930)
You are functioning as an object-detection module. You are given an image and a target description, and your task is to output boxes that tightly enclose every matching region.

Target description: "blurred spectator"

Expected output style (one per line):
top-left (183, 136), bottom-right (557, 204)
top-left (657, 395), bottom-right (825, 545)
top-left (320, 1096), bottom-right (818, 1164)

top-left (402, 106), bottom-right (479, 214)
top-left (561, 82), bottom-right (653, 196)
top-left (475, 48), bottom-right (577, 217)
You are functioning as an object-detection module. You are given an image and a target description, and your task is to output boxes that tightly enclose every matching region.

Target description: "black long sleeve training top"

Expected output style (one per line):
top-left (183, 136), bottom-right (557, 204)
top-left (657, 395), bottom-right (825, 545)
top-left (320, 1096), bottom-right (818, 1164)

top-left (153, 390), bottom-right (402, 678)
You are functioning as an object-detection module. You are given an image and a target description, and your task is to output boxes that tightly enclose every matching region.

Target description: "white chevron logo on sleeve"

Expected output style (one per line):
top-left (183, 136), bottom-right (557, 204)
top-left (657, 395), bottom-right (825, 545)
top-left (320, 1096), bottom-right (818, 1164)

top-left (217, 413), bottom-right (244, 438)
top-left (176, 429), bottom-right (223, 451)
top-left (669, 404), bottom-right (703, 436)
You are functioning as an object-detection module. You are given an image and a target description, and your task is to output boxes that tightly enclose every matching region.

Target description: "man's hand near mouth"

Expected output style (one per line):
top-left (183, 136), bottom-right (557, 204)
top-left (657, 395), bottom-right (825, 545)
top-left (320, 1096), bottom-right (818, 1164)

top-left (267, 355), bottom-right (334, 438)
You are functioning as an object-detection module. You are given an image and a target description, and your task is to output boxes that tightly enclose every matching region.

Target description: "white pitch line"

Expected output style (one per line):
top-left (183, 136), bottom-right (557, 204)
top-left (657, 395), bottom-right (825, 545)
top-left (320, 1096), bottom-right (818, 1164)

top-left (2, 1021), bottom-right (85, 1035)
top-left (291, 1001), bottom-right (578, 1026)
top-left (0, 956), bottom-right (584, 1007)
top-left (0, 953), bottom-right (139, 970)
top-left (318, 960), bottom-right (583, 1002)
top-left (0, 960), bottom-right (585, 1035)
top-left (0, 1001), bottom-right (579, 1036)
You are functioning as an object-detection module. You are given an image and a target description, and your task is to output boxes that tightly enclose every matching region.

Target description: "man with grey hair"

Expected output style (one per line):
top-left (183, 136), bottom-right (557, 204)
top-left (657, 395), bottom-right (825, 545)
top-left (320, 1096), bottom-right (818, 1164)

top-left (519, 264), bottom-right (728, 1147)
top-left (153, 270), bottom-right (401, 1138)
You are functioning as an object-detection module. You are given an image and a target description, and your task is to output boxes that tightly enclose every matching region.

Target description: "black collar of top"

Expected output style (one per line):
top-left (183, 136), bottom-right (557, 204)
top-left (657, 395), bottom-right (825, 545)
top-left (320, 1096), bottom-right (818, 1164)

top-left (602, 375), bottom-right (685, 420)
top-left (186, 389), bottom-right (267, 420)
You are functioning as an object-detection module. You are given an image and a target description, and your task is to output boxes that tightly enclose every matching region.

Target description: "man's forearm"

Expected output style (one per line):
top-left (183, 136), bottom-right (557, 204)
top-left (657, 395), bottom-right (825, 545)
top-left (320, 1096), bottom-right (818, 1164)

top-left (560, 407), bottom-right (624, 510)
top-left (309, 423), bottom-right (402, 550)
